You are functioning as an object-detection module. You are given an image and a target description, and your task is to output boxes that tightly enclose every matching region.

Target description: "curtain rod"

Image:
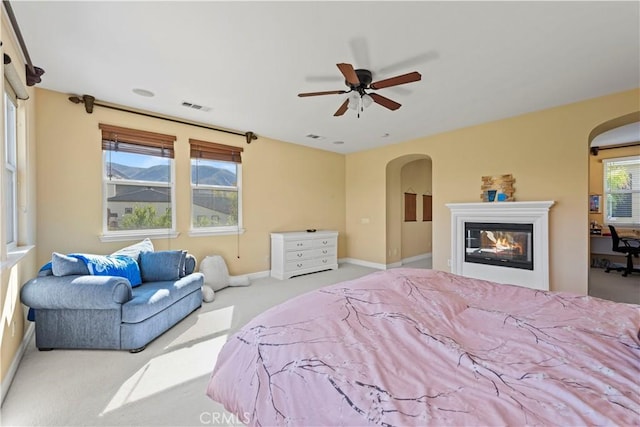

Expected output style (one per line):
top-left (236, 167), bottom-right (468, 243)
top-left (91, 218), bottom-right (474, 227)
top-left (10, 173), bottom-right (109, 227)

top-left (590, 142), bottom-right (639, 156)
top-left (2, 0), bottom-right (45, 85)
top-left (69, 94), bottom-right (258, 144)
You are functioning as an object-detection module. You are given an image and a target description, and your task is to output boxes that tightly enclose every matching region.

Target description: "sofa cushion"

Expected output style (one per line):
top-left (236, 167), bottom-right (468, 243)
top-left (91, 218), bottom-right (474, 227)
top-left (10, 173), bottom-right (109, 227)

top-left (111, 238), bottom-right (154, 262)
top-left (139, 250), bottom-right (185, 282)
top-left (184, 254), bottom-right (196, 276)
top-left (51, 252), bottom-right (90, 276)
top-left (121, 273), bottom-right (203, 323)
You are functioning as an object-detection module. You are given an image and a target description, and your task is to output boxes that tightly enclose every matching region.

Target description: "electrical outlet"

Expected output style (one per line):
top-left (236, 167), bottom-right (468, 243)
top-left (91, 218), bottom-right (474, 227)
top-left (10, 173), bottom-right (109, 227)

top-left (447, 259), bottom-right (451, 267)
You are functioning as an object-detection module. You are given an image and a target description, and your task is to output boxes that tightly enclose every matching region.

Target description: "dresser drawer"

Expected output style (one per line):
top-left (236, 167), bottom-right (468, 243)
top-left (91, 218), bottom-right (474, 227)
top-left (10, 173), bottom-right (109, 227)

top-left (285, 258), bottom-right (320, 272)
top-left (285, 240), bottom-right (314, 251)
top-left (285, 249), bottom-right (316, 261)
top-left (313, 237), bottom-right (336, 248)
top-left (316, 257), bottom-right (335, 268)
top-left (286, 247), bottom-right (336, 261)
top-left (316, 246), bottom-right (336, 258)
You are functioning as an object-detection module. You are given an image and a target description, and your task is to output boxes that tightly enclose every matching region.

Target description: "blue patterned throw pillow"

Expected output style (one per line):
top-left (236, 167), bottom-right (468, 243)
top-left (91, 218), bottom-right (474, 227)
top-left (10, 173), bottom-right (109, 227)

top-left (70, 253), bottom-right (143, 287)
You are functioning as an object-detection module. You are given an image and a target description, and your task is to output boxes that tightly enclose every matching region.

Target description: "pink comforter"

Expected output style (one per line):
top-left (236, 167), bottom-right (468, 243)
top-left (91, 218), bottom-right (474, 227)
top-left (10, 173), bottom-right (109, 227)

top-left (207, 269), bottom-right (640, 426)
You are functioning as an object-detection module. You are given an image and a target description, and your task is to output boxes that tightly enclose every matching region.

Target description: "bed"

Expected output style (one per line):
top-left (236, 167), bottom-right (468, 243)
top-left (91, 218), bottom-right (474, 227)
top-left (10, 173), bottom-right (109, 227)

top-left (206, 269), bottom-right (640, 426)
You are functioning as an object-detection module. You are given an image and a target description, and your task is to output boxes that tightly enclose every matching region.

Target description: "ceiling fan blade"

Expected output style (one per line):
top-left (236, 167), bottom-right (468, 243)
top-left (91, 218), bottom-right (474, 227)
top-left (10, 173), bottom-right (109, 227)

top-left (349, 37), bottom-right (371, 69)
top-left (378, 51), bottom-right (439, 75)
top-left (334, 99), bottom-right (349, 116)
top-left (370, 71), bottom-right (422, 90)
top-left (337, 63), bottom-right (360, 86)
top-left (298, 90), bottom-right (346, 97)
top-left (369, 93), bottom-right (401, 111)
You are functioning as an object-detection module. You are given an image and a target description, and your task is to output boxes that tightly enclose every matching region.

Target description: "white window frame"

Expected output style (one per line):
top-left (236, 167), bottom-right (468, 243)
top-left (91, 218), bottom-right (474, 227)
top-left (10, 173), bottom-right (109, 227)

top-left (100, 150), bottom-right (177, 242)
top-left (189, 159), bottom-right (244, 236)
top-left (603, 155), bottom-right (640, 228)
top-left (4, 85), bottom-right (18, 250)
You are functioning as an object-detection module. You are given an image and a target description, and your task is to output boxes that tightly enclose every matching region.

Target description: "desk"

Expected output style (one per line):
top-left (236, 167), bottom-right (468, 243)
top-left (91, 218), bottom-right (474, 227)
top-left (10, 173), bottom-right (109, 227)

top-left (590, 235), bottom-right (617, 256)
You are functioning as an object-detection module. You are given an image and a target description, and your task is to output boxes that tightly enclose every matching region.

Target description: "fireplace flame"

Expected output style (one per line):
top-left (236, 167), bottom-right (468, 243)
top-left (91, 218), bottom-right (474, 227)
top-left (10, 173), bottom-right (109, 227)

top-left (485, 231), bottom-right (523, 255)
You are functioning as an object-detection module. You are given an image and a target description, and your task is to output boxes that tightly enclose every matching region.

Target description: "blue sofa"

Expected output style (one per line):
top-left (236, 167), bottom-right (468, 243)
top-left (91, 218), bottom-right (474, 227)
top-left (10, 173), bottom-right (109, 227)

top-left (21, 244), bottom-right (203, 352)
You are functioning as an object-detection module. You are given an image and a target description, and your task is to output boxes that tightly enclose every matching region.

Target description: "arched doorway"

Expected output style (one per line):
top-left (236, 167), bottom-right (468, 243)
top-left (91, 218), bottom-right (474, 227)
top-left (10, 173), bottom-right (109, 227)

top-left (587, 112), bottom-right (639, 304)
top-left (386, 154), bottom-right (433, 267)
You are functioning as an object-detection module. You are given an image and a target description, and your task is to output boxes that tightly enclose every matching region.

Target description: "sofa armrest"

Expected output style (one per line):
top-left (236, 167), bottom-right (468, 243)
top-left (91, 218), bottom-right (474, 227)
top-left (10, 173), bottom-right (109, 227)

top-left (177, 271), bottom-right (204, 288)
top-left (21, 275), bottom-right (132, 310)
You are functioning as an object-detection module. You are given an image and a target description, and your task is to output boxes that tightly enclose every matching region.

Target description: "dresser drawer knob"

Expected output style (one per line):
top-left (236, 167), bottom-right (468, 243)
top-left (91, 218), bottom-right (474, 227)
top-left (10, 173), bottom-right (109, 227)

top-left (297, 263), bottom-right (303, 268)
top-left (297, 253), bottom-right (303, 257)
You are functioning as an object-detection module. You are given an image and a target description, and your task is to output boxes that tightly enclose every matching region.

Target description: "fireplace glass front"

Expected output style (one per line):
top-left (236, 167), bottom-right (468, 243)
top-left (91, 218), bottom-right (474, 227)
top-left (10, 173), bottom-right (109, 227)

top-left (464, 222), bottom-right (533, 270)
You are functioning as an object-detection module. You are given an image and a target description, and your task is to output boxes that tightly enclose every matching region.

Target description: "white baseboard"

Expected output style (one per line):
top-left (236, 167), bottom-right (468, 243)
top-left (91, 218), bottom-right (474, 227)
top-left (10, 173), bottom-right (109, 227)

top-left (1, 322), bottom-right (34, 407)
top-left (340, 253), bottom-right (432, 271)
top-left (339, 258), bottom-right (387, 270)
top-left (402, 252), bottom-right (432, 264)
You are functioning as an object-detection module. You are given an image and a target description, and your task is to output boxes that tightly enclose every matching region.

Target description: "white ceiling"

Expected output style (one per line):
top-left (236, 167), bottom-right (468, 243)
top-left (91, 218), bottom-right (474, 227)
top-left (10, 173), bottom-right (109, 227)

top-left (9, 1), bottom-right (640, 154)
top-left (591, 121), bottom-right (640, 147)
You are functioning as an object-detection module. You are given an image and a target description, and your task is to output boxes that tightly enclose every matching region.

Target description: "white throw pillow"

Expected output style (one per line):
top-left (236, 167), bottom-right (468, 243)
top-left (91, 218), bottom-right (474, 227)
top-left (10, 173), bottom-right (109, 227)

top-left (111, 238), bottom-right (154, 261)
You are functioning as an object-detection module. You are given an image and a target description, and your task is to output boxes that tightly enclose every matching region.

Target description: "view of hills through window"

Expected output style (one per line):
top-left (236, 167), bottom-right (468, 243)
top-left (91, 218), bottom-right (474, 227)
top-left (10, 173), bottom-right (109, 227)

top-left (108, 162), bottom-right (236, 186)
top-left (105, 157), bottom-right (239, 231)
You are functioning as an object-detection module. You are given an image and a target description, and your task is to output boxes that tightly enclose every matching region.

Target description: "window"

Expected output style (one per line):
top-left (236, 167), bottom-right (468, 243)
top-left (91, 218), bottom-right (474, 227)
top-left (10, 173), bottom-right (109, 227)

top-left (4, 85), bottom-right (18, 249)
top-left (603, 155), bottom-right (640, 228)
top-left (100, 124), bottom-right (177, 238)
top-left (189, 139), bottom-right (243, 234)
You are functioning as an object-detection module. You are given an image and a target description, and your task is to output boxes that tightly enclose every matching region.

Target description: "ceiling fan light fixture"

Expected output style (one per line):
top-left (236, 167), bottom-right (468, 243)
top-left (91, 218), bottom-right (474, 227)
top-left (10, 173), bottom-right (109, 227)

top-left (347, 92), bottom-right (359, 110)
top-left (362, 94), bottom-right (373, 108)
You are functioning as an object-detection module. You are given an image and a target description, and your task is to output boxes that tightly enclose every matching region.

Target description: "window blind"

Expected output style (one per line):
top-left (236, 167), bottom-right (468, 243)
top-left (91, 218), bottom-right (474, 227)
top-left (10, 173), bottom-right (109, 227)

top-left (99, 123), bottom-right (176, 158)
top-left (189, 139), bottom-right (243, 163)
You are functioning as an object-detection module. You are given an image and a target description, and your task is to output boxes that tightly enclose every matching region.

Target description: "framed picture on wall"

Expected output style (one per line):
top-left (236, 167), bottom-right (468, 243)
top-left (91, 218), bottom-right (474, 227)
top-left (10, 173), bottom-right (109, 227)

top-left (589, 194), bottom-right (601, 213)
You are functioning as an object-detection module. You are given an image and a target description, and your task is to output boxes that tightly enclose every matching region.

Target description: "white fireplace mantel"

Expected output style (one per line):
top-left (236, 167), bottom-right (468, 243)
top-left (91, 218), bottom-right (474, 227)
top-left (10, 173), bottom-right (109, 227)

top-left (446, 201), bottom-right (555, 290)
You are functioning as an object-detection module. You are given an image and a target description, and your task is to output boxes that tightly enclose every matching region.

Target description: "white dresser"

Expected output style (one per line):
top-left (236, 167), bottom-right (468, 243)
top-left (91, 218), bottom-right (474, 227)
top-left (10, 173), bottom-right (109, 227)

top-left (270, 230), bottom-right (338, 279)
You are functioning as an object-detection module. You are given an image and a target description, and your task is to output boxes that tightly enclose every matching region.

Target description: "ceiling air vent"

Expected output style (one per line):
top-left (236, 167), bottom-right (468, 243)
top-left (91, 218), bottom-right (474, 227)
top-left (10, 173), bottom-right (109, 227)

top-left (181, 101), bottom-right (212, 112)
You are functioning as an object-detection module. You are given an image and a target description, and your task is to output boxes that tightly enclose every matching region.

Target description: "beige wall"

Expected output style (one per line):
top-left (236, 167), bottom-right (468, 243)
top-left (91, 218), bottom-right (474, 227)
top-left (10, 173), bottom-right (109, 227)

top-left (34, 89), bottom-right (346, 275)
top-left (346, 89), bottom-right (640, 294)
top-left (1, 10), bottom-right (39, 388)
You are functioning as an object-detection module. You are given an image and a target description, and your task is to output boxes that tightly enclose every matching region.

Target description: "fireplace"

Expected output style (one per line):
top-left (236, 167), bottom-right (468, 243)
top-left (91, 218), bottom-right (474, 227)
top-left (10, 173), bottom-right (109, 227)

top-left (447, 201), bottom-right (554, 290)
top-left (464, 222), bottom-right (533, 270)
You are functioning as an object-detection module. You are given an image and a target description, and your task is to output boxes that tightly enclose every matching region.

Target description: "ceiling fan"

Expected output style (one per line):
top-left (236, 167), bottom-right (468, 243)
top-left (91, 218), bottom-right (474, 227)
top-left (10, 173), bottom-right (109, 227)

top-left (298, 63), bottom-right (421, 117)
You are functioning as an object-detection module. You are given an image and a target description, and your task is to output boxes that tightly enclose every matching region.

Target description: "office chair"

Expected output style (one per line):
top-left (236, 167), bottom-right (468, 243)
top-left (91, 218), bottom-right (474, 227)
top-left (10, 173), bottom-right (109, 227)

top-left (605, 225), bottom-right (640, 277)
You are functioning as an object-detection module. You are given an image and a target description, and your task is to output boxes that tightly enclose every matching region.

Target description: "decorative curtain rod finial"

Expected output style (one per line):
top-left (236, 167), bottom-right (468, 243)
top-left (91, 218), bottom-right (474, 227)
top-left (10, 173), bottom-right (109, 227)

top-left (82, 94), bottom-right (95, 113)
top-left (245, 131), bottom-right (258, 144)
top-left (68, 94), bottom-right (95, 113)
